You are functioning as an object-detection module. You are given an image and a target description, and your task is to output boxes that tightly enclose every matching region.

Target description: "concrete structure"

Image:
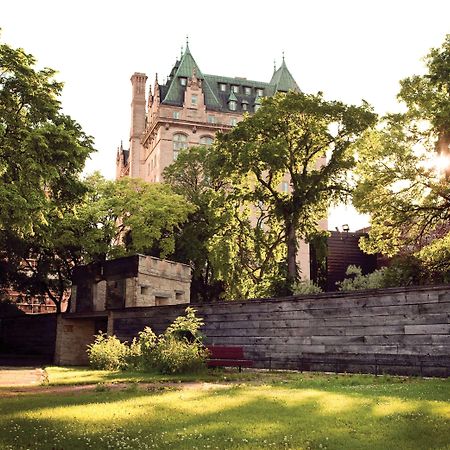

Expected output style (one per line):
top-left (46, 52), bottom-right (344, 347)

top-left (70, 255), bottom-right (191, 313)
top-left (55, 254), bottom-right (191, 365)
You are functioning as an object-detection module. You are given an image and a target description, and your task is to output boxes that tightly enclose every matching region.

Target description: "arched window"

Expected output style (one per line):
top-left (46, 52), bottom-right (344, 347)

top-left (173, 133), bottom-right (188, 160)
top-left (229, 100), bottom-right (237, 111)
top-left (200, 136), bottom-right (213, 146)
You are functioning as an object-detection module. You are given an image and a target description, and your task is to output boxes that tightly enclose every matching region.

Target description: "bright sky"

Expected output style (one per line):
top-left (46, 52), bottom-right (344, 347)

top-left (2, 0), bottom-right (449, 231)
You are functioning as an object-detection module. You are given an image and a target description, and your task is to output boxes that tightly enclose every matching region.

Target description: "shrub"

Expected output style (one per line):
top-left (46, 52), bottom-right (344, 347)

top-left (292, 280), bottom-right (323, 295)
top-left (152, 336), bottom-right (209, 374)
top-left (87, 307), bottom-right (208, 374)
top-left (87, 332), bottom-right (129, 371)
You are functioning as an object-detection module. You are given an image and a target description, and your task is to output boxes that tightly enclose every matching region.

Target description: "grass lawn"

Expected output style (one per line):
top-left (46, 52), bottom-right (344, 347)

top-left (1, 368), bottom-right (449, 449)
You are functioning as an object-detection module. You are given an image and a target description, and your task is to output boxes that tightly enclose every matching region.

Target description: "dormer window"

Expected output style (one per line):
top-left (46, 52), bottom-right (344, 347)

top-left (191, 94), bottom-right (198, 106)
top-left (242, 100), bottom-right (249, 111)
top-left (229, 100), bottom-right (237, 111)
top-left (254, 104), bottom-right (261, 112)
top-left (180, 77), bottom-right (187, 86)
top-left (219, 83), bottom-right (227, 92)
top-left (231, 85), bottom-right (239, 94)
top-left (244, 87), bottom-right (251, 95)
top-left (256, 88), bottom-right (264, 96)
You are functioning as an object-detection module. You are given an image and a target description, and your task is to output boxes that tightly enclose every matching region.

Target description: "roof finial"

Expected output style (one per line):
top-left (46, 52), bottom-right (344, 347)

top-left (273, 59), bottom-right (276, 72)
top-left (282, 51), bottom-right (285, 62)
top-left (186, 35), bottom-right (189, 46)
top-left (180, 45), bottom-right (184, 58)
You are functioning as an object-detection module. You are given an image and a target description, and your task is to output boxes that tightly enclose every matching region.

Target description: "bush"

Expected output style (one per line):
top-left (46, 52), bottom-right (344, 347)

top-left (292, 280), bottom-right (323, 295)
top-left (152, 336), bottom-right (209, 374)
top-left (86, 308), bottom-right (208, 374)
top-left (87, 332), bottom-right (130, 370)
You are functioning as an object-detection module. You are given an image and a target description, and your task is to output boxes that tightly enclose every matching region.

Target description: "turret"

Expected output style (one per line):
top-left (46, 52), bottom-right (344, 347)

top-left (129, 72), bottom-right (148, 178)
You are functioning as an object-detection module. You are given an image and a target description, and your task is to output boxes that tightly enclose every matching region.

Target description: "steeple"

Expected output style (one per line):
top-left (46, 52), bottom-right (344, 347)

top-left (270, 53), bottom-right (300, 93)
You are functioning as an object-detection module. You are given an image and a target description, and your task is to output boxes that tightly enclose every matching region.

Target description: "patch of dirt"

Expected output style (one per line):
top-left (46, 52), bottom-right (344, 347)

top-left (0, 375), bottom-right (232, 398)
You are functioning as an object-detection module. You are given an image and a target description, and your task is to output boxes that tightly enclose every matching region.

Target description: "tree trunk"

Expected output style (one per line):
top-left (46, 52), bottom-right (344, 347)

top-left (286, 220), bottom-right (298, 285)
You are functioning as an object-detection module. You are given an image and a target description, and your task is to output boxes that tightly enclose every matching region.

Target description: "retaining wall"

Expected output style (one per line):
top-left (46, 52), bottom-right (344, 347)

top-left (111, 285), bottom-right (450, 377)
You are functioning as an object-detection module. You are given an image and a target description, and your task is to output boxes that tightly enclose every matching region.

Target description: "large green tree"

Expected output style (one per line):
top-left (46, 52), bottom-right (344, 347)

top-left (0, 38), bottom-right (94, 234)
top-left (214, 91), bottom-right (376, 290)
top-left (0, 37), bottom-right (94, 309)
top-left (353, 35), bottom-right (450, 278)
top-left (1, 175), bottom-right (194, 312)
top-left (165, 145), bottom-right (286, 300)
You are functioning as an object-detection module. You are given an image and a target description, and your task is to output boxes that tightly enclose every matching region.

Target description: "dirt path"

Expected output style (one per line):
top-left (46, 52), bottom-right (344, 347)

top-left (0, 367), bottom-right (47, 388)
top-left (0, 368), bottom-right (231, 397)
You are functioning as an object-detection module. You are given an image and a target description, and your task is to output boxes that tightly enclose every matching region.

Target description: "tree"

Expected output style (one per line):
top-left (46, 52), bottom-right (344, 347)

top-left (0, 37), bottom-right (94, 311)
top-left (165, 145), bottom-right (289, 300)
top-left (213, 91), bottom-right (376, 290)
top-left (0, 38), bottom-right (94, 235)
top-left (353, 35), bottom-right (450, 279)
top-left (1, 175), bottom-right (194, 312)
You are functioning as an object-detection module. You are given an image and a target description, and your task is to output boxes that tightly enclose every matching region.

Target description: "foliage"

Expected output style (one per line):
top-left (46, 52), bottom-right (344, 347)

top-left (87, 308), bottom-right (208, 374)
top-left (87, 333), bottom-right (130, 371)
top-left (214, 91), bottom-right (376, 292)
top-left (0, 37), bottom-right (94, 237)
top-left (150, 336), bottom-right (208, 374)
top-left (165, 306), bottom-right (204, 342)
top-left (0, 174), bottom-right (193, 312)
top-left (164, 146), bottom-right (227, 301)
top-left (337, 259), bottom-right (432, 291)
top-left (292, 280), bottom-right (323, 295)
top-left (353, 35), bottom-right (450, 280)
top-left (0, 38), bottom-right (93, 312)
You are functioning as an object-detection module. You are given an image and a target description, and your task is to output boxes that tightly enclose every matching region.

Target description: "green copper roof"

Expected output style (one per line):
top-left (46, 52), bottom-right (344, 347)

top-left (162, 44), bottom-right (220, 108)
top-left (270, 57), bottom-right (300, 92)
top-left (159, 45), bottom-right (300, 113)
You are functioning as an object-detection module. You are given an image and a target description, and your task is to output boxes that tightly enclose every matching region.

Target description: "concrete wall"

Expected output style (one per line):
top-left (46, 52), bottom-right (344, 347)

top-left (111, 285), bottom-right (450, 377)
top-left (54, 316), bottom-right (107, 366)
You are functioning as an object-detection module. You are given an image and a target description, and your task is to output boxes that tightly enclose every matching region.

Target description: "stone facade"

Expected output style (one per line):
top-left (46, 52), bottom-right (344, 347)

top-left (70, 254), bottom-right (191, 313)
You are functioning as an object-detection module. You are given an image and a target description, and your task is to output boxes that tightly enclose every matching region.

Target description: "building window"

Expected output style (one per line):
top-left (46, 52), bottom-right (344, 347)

top-left (229, 100), bottom-right (237, 111)
top-left (173, 133), bottom-right (188, 160)
top-left (281, 181), bottom-right (289, 193)
top-left (254, 104), bottom-right (261, 112)
top-left (173, 111), bottom-right (180, 119)
top-left (207, 115), bottom-right (216, 124)
top-left (256, 88), bottom-right (264, 96)
top-left (191, 94), bottom-right (198, 106)
top-left (219, 83), bottom-right (227, 92)
top-left (242, 102), bottom-right (248, 111)
top-left (244, 86), bottom-right (251, 95)
top-left (231, 85), bottom-right (239, 94)
top-left (180, 77), bottom-right (187, 86)
top-left (230, 118), bottom-right (237, 126)
top-left (200, 136), bottom-right (214, 146)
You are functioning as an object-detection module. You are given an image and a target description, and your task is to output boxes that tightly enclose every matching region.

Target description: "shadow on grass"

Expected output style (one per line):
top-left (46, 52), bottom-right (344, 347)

top-left (1, 378), bottom-right (449, 450)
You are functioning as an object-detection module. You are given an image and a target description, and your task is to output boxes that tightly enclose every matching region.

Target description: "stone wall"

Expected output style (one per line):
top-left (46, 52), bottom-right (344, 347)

top-left (71, 255), bottom-right (191, 313)
top-left (54, 315), bottom-right (108, 366)
top-left (111, 285), bottom-right (450, 377)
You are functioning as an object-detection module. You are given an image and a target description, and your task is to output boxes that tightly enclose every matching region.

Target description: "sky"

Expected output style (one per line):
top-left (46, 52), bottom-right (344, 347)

top-left (2, 0), bottom-right (449, 230)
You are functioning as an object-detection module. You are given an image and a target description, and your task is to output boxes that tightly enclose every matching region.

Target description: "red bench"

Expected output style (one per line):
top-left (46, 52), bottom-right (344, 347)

top-left (207, 345), bottom-right (254, 372)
